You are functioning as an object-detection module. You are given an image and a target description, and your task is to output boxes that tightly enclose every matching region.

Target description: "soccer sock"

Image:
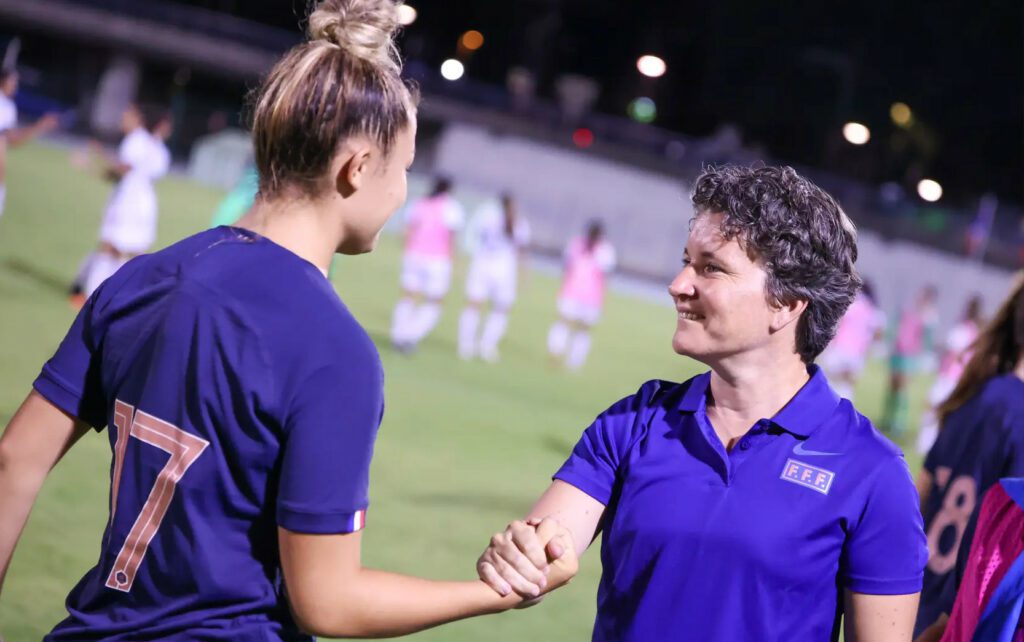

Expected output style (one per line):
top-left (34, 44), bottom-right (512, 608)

top-left (84, 252), bottom-right (126, 296)
top-left (0, 184), bottom-right (6, 221)
top-left (410, 302), bottom-right (442, 343)
top-left (391, 298), bottom-right (416, 344)
top-left (458, 307), bottom-right (480, 358)
top-left (547, 321), bottom-right (570, 356)
top-left (566, 330), bottom-right (592, 370)
top-left (480, 311), bottom-right (508, 359)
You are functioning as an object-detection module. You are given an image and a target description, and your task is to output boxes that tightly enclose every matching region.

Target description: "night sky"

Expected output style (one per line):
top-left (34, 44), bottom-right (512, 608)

top-left (179, 0), bottom-right (1022, 206)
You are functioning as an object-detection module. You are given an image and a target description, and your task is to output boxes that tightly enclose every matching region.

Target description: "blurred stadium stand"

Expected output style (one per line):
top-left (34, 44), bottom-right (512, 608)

top-left (0, 0), bottom-right (1020, 310)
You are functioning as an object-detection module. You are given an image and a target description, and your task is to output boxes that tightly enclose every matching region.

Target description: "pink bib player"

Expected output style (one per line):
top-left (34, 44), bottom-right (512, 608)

top-left (559, 238), bottom-right (615, 308)
top-left (831, 294), bottom-right (880, 358)
top-left (405, 195), bottom-right (456, 260)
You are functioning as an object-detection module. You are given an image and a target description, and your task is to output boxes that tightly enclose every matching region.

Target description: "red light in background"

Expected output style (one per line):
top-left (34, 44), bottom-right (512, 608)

top-left (572, 128), bottom-right (594, 148)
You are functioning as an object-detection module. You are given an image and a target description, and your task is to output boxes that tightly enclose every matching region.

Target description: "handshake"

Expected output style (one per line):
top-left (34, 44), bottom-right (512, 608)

top-left (476, 517), bottom-right (580, 605)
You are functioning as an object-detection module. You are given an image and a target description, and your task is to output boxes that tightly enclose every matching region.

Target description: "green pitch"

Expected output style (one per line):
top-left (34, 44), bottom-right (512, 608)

top-left (0, 144), bottom-right (930, 640)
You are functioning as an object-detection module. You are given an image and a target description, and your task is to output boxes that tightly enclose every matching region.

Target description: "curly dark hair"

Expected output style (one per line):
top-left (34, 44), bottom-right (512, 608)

top-left (691, 165), bottom-right (862, 363)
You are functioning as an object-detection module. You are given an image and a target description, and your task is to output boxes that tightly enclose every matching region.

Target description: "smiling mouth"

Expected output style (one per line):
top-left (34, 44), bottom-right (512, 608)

top-left (678, 311), bottom-right (705, 321)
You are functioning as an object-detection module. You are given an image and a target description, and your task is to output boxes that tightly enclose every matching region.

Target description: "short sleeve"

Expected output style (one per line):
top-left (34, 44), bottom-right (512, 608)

top-left (444, 200), bottom-right (465, 229)
top-left (121, 131), bottom-right (150, 168)
top-left (841, 456), bottom-right (928, 594)
top-left (0, 101), bottom-right (16, 132)
top-left (597, 243), bottom-right (617, 272)
top-left (276, 353), bottom-right (384, 534)
top-left (33, 296), bottom-right (107, 429)
top-left (553, 382), bottom-right (658, 506)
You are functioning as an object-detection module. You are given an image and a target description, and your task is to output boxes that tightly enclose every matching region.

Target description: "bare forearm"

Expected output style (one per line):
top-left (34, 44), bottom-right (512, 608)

top-left (0, 454), bottom-right (48, 593)
top-left (297, 569), bottom-right (516, 638)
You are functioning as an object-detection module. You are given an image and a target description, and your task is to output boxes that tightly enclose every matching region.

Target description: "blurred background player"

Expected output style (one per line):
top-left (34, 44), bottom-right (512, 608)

top-left (883, 284), bottom-right (939, 437)
top-left (913, 275), bottom-right (1024, 638)
top-left (390, 176), bottom-right (464, 353)
top-left (458, 192), bottom-right (529, 362)
top-left (70, 103), bottom-right (172, 302)
top-left (916, 293), bottom-right (985, 454)
top-left (210, 162), bottom-right (258, 228)
top-left (0, 68), bottom-right (59, 224)
top-left (547, 219), bottom-right (616, 370)
top-left (819, 280), bottom-right (885, 402)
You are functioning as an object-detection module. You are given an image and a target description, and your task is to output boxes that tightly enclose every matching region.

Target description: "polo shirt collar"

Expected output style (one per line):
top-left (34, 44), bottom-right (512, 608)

top-left (677, 365), bottom-right (841, 438)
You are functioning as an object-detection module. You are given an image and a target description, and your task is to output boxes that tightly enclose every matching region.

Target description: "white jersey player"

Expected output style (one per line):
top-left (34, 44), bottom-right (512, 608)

top-left (457, 193), bottom-right (530, 362)
top-left (0, 69), bottom-right (59, 222)
top-left (81, 104), bottom-right (172, 297)
top-left (390, 177), bottom-right (465, 353)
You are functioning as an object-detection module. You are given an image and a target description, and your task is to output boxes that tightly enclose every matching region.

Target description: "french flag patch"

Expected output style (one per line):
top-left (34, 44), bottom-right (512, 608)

top-left (780, 459), bottom-right (835, 495)
top-left (348, 510), bottom-right (367, 532)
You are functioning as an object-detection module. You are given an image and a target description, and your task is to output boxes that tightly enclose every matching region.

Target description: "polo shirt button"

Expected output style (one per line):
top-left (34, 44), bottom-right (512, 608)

top-left (739, 439), bottom-right (751, 450)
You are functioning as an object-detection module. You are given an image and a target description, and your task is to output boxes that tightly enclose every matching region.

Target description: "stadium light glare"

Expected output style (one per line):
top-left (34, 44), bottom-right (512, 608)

top-left (917, 179), bottom-right (943, 202)
top-left (397, 4), bottom-right (417, 26)
top-left (636, 55), bottom-right (666, 78)
top-left (572, 128), bottom-right (594, 148)
top-left (842, 122), bottom-right (870, 145)
top-left (890, 102), bottom-right (913, 127)
top-left (628, 97), bottom-right (657, 123)
top-left (440, 59), bottom-right (464, 81)
top-left (460, 30), bottom-right (484, 51)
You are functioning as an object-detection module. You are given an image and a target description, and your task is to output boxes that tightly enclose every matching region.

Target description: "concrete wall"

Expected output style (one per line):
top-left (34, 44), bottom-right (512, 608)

top-left (430, 123), bottom-right (1018, 332)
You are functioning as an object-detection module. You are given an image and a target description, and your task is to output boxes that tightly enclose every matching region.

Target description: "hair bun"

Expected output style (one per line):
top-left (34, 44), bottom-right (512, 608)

top-left (308, 0), bottom-right (401, 72)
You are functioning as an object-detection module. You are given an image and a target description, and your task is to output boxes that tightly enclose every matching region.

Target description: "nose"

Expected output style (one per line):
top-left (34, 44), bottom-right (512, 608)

top-left (668, 264), bottom-right (696, 300)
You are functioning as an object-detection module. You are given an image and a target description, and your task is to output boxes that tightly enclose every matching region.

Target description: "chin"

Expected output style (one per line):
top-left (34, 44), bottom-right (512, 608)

top-left (338, 235), bottom-right (378, 255)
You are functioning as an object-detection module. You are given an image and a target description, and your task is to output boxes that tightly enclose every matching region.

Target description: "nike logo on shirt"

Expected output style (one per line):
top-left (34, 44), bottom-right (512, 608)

top-left (792, 441), bottom-right (842, 456)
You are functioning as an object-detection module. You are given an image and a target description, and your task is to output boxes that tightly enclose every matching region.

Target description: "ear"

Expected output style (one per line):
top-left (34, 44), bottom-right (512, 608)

top-left (769, 297), bottom-right (808, 333)
top-left (334, 143), bottom-right (373, 198)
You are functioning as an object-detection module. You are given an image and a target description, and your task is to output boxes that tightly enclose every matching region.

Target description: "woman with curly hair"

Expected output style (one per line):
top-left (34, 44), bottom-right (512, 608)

top-left (477, 165), bottom-right (928, 642)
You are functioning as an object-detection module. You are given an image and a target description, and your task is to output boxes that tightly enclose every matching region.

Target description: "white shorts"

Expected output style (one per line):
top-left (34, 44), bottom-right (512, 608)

top-left (100, 200), bottom-right (158, 255)
top-left (818, 348), bottom-right (866, 376)
top-left (400, 254), bottom-right (452, 299)
top-left (466, 258), bottom-right (517, 309)
top-left (557, 297), bottom-right (602, 326)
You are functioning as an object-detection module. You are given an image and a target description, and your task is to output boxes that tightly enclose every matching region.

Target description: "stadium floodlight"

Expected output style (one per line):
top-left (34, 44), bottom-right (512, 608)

top-left (460, 30), bottom-right (484, 51)
top-left (890, 102), bottom-right (913, 127)
top-left (440, 59), bottom-right (464, 81)
top-left (628, 97), bottom-right (657, 123)
top-left (636, 55), bottom-right (666, 78)
top-left (842, 122), bottom-right (870, 145)
top-left (917, 179), bottom-right (943, 202)
top-left (397, 4), bottom-right (417, 26)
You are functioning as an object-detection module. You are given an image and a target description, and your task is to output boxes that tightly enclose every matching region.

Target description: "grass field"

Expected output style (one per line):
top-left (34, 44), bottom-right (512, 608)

top-left (0, 144), bottom-right (932, 640)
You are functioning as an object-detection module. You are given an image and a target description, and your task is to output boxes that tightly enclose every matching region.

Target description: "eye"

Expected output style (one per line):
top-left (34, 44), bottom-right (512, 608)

top-left (681, 257), bottom-right (692, 267)
top-left (703, 263), bottom-right (722, 274)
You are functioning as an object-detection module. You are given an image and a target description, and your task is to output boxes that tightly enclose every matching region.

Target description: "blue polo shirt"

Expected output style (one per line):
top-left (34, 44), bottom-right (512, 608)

top-left (555, 366), bottom-right (927, 642)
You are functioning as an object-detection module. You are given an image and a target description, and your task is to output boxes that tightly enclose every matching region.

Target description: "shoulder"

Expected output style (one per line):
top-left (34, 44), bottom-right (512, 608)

top-left (598, 377), bottom-right (691, 426)
top-left (819, 400), bottom-right (911, 482)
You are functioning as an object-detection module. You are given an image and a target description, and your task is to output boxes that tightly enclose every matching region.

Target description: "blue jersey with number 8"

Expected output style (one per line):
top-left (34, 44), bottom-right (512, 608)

top-left (915, 374), bottom-right (1024, 637)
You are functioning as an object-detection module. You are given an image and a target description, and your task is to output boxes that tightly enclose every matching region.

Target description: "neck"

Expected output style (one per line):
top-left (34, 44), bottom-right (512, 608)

top-left (236, 196), bottom-right (338, 276)
top-left (704, 347), bottom-right (810, 440)
top-left (1015, 354), bottom-right (1024, 382)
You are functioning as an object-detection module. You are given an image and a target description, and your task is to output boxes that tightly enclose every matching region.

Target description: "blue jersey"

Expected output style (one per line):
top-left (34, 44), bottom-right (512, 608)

top-left (33, 226), bottom-right (384, 641)
top-left (915, 374), bottom-right (1024, 637)
top-left (554, 366), bottom-right (927, 642)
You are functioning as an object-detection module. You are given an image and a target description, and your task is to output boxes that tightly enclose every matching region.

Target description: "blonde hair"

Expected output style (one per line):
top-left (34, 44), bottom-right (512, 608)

top-left (251, 0), bottom-right (416, 197)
